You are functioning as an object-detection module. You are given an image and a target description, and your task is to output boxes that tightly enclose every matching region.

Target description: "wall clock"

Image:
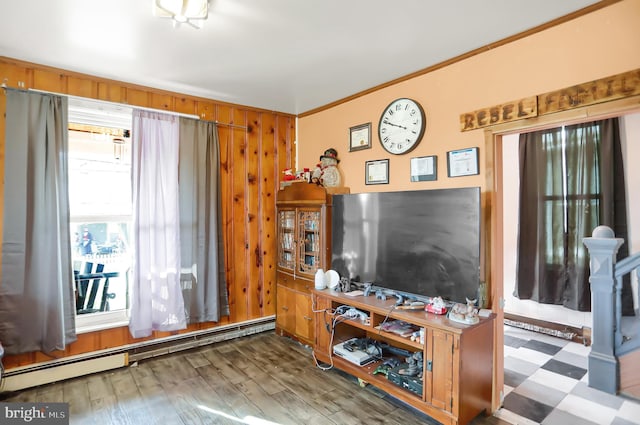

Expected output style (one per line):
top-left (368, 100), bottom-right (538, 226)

top-left (378, 98), bottom-right (426, 155)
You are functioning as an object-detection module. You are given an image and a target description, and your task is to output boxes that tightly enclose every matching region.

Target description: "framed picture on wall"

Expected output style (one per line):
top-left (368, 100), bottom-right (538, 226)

top-left (447, 147), bottom-right (479, 177)
top-left (365, 159), bottom-right (389, 185)
top-left (410, 155), bottom-right (437, 182)
top-left (349, 123), bottom-right (372, 152)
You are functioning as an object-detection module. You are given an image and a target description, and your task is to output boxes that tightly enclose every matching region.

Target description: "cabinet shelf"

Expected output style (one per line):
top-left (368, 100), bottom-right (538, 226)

top-left (329, 355), bottom-right (424, 401)
top-left (373, 327), bottom-right (424, 350)
top-left (335, 316), bottom-right (424, 350)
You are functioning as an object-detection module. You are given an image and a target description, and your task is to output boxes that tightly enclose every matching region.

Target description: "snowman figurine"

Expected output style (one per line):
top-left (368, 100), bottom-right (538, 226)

top-left (313, 148), bottom-right (341, 187)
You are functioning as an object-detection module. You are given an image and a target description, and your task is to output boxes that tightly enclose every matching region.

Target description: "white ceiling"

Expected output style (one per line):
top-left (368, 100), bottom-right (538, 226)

top-left (0, 0), bottom-right (603, 115)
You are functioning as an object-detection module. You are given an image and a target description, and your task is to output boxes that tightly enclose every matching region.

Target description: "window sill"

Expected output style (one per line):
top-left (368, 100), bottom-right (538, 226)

top-left (75, 310), bottom-right (129, 334)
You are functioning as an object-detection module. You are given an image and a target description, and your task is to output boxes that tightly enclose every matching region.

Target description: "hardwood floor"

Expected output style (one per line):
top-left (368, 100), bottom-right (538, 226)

top-left (1, 332), bottom-right (504, 424)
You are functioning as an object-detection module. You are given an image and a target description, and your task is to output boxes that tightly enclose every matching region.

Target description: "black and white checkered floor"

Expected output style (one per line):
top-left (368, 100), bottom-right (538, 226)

top-left (496, 325), bottom-right (640, 425)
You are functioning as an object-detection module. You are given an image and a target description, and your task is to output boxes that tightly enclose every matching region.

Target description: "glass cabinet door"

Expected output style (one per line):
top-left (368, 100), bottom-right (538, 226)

top-left (297, 210), bottom-right (321, 275)
top-left (278, 210), bottom-right (296, 270)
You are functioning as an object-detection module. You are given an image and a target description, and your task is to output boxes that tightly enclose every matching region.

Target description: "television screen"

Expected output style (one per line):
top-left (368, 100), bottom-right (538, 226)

top-left (331, 187), bottom-right (481, 304)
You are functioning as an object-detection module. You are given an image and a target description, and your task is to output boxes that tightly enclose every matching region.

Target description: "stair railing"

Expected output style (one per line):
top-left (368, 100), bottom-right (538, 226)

top-left (583, 225), bottom-right (640, 394)
top-left (614, 251), bottom-right (640, 349)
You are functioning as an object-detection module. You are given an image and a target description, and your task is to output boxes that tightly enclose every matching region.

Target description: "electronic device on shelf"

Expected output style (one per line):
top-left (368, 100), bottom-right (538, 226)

top-left (387, 366), bottom-right (424, 396)
top-left (335, 305), bottom-right (369, 323)
top-left (333, 338), bottom-right (377, 366)
top-left (387, 351), bottom-right (424, 396)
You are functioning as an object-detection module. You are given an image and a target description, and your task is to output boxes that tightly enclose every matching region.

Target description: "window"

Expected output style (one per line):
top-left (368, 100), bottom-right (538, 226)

top-left (537, 125), bottom-right (601, 266)
top-left (68, 98), bottom-right (133, 332)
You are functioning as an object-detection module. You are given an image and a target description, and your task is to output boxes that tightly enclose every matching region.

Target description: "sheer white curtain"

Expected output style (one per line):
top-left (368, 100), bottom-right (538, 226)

top-left (129, 110), bottom-right (186, 338)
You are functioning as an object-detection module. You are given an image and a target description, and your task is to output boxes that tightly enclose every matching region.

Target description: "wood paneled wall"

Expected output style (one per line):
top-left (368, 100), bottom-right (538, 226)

top-left (0, 56), bottom-right (295, 369)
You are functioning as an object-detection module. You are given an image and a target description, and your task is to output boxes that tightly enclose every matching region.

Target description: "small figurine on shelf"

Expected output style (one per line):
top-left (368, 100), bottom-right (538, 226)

top-left (282, 168), bottom-right (296, 181)
top-left (425, 296), bottom-right (448, 315)
top-left (312, 148), bottom-right (342, 187)
top-left (296, 168), bottom-right (311, 182)
top-left (448, 297), bottom-right (480, 324)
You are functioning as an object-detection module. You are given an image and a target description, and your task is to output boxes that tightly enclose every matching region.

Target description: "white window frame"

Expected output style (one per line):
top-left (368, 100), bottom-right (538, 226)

top-left (71, 214), bottom-right (133, 333)
top-left (68, 96), bottom-right (134, 333)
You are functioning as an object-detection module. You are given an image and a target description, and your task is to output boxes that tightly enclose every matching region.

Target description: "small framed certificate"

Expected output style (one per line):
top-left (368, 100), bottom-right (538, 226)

top-left (349, 122), bottom-right (371, 152)
top-left (410, 155), bottom-right (437, 182)
top-left (365, 159), bottom-right (389, 185)
top-left (447, 147), bottom-right (479, 177)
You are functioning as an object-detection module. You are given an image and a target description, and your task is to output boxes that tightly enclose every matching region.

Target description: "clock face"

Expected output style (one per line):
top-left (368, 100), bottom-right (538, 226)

top-left (378, 98), bottom-right (426, 155)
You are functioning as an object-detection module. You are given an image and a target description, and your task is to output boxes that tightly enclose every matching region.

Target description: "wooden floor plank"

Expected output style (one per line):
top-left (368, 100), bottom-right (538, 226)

top-left (269, 387), bottom-right (327, 423)
top-left (233, 379), bottom-right (297, 425)
top-left (164, 376), bottom-right (237, 425)
top-left (63, 377), bottom-right (92, 417)
top-left (200, 347), bottom-right (250, 385)
top-left (89, 394), bottom-right (136, 425)
top-left (207, 375), bottom-right (254, 411)
top-left (36, 385), bottom-right (64, 403)
top-left (85, 373), bottom-right (115, 401)
top-left (183, 351), bottom-right (212, 369)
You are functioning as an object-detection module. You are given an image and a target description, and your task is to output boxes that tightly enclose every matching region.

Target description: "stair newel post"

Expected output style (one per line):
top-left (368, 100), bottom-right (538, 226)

top-left (583, 225), bottom-right (624, 394)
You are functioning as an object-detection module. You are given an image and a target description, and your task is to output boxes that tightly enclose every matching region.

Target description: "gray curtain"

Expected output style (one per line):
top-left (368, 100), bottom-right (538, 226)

top-left (516, 126), bottom-right (566, 305)
top-left (178, 118), bottom-right (229, 322)
top-left (0, 89), bottom-right (76, 354)
top-left (515, 118), bottom-right (629, 312)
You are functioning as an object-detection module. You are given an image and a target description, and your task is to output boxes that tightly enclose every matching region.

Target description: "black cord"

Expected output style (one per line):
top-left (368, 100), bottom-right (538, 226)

top-left (313, 310), bottom-right (351, 371)
top-left (377, 303), bottom-right (396, 335)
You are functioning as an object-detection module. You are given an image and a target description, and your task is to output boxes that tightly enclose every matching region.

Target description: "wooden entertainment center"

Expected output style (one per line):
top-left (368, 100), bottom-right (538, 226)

top-left (312, 289), bottom-right (494, 425)
top-left (275, 183), bottom-right (494, 424)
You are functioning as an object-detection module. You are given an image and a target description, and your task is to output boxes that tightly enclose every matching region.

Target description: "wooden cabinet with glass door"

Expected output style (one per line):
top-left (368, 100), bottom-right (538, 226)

top-left (275, 182), bottom-right (349, 345)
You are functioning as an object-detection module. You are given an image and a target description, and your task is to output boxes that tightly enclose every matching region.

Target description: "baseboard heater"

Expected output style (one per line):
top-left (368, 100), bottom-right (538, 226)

top-left (504, 313), bottom-right (590, 345)
top-left (1, 316), bottom-right (275, 393)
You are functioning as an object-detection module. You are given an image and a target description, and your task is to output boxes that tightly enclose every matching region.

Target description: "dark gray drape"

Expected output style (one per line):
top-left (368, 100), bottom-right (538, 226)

top-left (516, 126), bottom-right (566, 305)
top-left (0, 89), bottom-right (76, 354)
top-left (515, 118), bottom-right (629, 312)
top-left (588, 119), bottom-right (632, 315)
top-left (178, 118), bottom-right (229, 322)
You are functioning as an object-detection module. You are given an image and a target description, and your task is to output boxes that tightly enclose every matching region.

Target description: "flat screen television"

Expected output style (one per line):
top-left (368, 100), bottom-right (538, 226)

top-left (330, 187), bottom-right (481, 304)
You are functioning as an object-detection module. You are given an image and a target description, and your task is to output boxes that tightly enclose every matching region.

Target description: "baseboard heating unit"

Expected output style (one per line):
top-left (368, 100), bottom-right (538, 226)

top-left (333, 339), bottom-right (376, 366)
top-left (1, 353), bottom-right (127, 393)
top-left (1, 316), bottom-right (275, 393)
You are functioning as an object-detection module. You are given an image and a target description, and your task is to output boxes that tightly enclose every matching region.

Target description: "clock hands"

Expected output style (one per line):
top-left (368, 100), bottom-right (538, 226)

top-left (382, 120), bottom-right (407, 130)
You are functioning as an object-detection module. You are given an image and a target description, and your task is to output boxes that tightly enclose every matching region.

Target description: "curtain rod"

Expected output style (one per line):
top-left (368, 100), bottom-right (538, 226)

top-left (28, 89), bottom-right (200, 120)
top-left (214, 121), bottom-right (248, 130)
top-left (20, 88), bottom-right (250, 130)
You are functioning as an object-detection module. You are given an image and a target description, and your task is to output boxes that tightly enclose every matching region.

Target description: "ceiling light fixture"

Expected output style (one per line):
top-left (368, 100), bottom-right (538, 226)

top-left (153, 0), bottom-right (210, 29)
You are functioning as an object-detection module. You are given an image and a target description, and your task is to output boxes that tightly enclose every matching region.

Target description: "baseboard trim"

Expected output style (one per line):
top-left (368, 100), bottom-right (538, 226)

top-left (504, 313), bottom-right (591, 346)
